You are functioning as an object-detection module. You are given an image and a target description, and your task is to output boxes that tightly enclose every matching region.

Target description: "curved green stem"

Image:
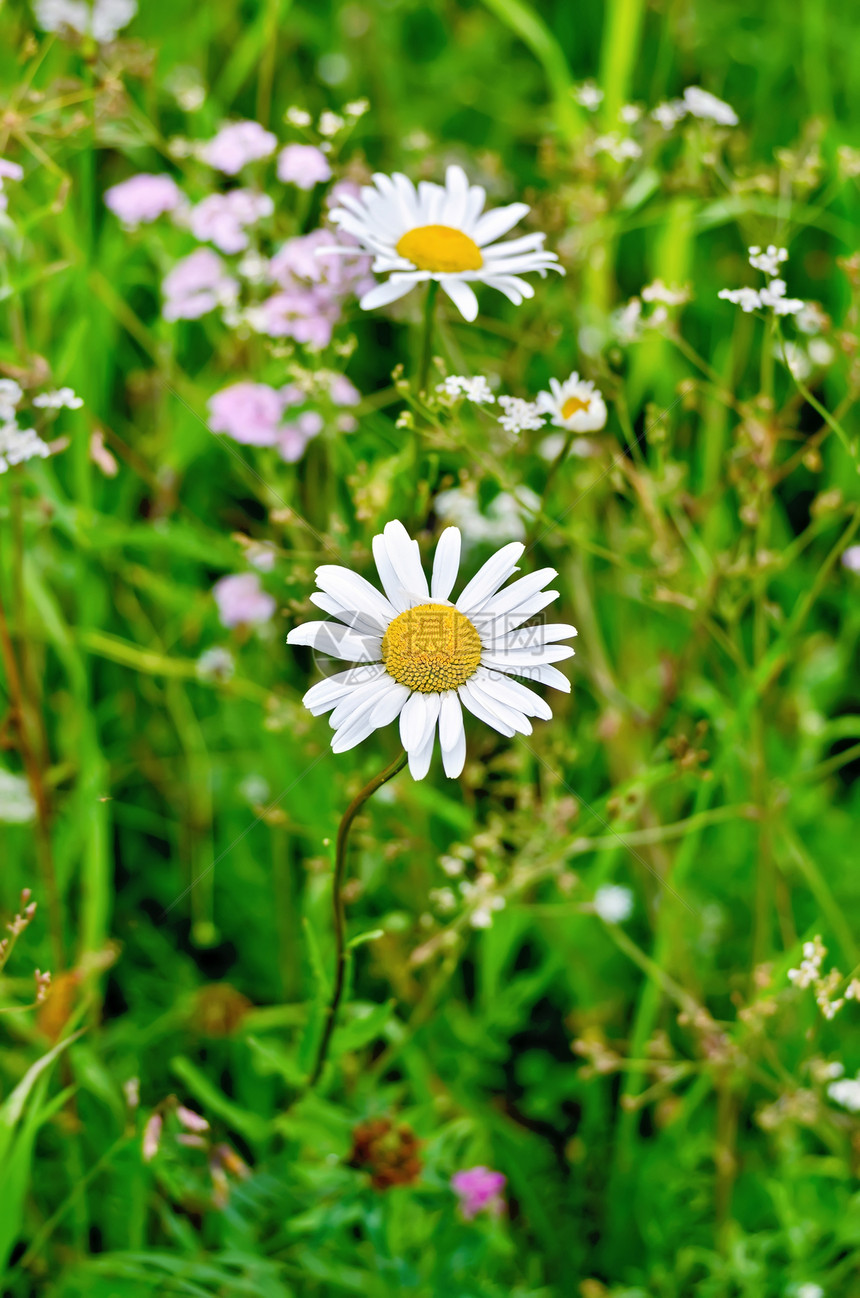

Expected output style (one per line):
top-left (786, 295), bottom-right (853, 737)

top-left (417, 280), bottom-right (440, 394)
top-left (308, 748), bottom-right (409, 1089)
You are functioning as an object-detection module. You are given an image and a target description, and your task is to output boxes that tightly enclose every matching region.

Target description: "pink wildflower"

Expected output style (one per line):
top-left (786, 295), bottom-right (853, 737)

top-left (208, 382), bottom-right (293, 446)
top-left (277, 143), bottom-right (332, 189)
top-left (201, 120), bottom-right (277, 175)
top-left (451, 1166), bottom-right (507, 1220)
top-left (213, 573), bottom-right (276, 628)
top-left (104, 173), bottom-right (182, 227)
top-left (162, 249), bottom-right (238, 321)
top-left (188, 189), bottom-right (273, 254)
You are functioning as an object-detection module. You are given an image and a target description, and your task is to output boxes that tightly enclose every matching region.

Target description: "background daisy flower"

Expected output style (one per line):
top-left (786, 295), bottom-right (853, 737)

top-left (537, 373), bottom-right (608, 433)
top-left (287, 520), bottom-right (576, 779)
top-left (322, 164), bottom-right (563, 321)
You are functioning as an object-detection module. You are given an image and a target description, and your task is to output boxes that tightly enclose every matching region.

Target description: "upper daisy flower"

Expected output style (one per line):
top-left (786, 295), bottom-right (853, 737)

top-left (287, 520), bottom-right (576, 780)
top-left (537, 372), bottom-right (607, 433)
top-left (322, 165), bottom-right (563, 322)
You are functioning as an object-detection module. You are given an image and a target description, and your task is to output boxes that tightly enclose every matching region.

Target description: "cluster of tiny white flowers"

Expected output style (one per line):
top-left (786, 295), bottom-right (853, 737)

top-left (460, 873), bottom-right (507, 930)
top-left (195, 646), bottom-right (235, 683)
top-left (573, 82), bottom-right (603, 111)
top-left (437, 375), bottom-right (496, 405)
top-left (788, 935), bottom-right (860, 1019)
top-left (827, 1074), bottom-right (860, 1113)
top-left (497, 396), bottom-right (545, 435)
top-left (593, 885), bottom-right (634, 923)
top-left (719, 245), bottom-right (804, 317)
top-left (748, 244), bottom-right (788, 277)
top-left (651, 86), bottom-right (739, 131)
top-left (33, 386), bottom-right (83, 410)
top-left (589, 134), bottom-right (642, 163)
top-left (34, 0), bottom-right (137, 42)
top-left (434, 485), bottom-right (540, 546)
top-left (641, 279), bottom-right (691, 307)
top-left (0, 381), bottom-right (51, 474)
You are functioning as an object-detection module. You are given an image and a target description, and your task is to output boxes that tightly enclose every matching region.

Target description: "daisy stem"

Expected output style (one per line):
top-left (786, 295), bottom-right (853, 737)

top-left (417, 280), bottom-right (440, 394)
top-left (308, 747), bottom-right (409, 1089)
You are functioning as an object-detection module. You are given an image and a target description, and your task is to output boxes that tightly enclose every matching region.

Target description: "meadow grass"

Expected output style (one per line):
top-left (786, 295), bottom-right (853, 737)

top-left (1, 1), bottom-right (860, 1295)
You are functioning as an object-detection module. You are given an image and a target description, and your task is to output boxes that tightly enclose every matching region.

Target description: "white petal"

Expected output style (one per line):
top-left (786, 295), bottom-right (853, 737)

top-left (359, 276), bottom-right (420, 311)
top-left (503, 662), bottom-right (571, 692)
top-left (442, 164), bottom-right (469, 228)
top-left (399, 690), bottom-right (427, 751)
top-left (382, 520), bottom-right (430, 603)
top-left (430, 527), bottom-right (461, 601)
top-left (474, 590), bottom-right (559, 638)
top-left (480, 568), bottom-right (557, 618)
top-left (406, 692), bottom-right (440, 778)
top-left (442, 725), bottom-right (467, 778)
top-left (309, 593), bottom-right (383, 637)
top-left (330, 709), bottom-right (386, 753)
top-left (408, 721), bottom-right (437, 780)
top-left (440, 277), bottom-right (479, 322)
top-left (370, 681), bottom-right (411, 728)
top-left (328, 675), bottom-right (393, 729)
top-left (482, 233), bottom-right (547, 259)
top-left (372, 533), bottom-right (410, 611)
top-left (475, 666), bottom-right (552, 720)
top-left (287, 621), bottom-right (382, 662)
top-left (314, 565), bottom-right (397, 626)
top-left (486, 622), bottom-right (577, 651)
top-left (439, 689), bottom-right (465, 751)
top-left (481, 644), bottom-right (575, 667)
top-left (468, 679), bottom-right (532, 735)
top-left (458, 680), bottom-right (516, 738)
top-left (472, 202), bottom-right (530, 246)
top-left (302, 663), bottom-right (386, 714)
top-left (456, 542), bottom-right (524, 614)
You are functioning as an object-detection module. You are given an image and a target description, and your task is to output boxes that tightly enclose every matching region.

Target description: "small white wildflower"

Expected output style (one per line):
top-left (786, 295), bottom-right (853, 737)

top-left (237, 250), bottom-right (270, 283)
top-left (345, 98), bottom-right (369, 118)
top-left (195, 646), bottom-right (235, 683)
top-left (33, 386), bottom-right (83, 410)
top-left (496, 396), bottom-right (545, 435)
top-left (0, 379), bottom-right (22, 421)
top-left (807, 337), bottom-right (834, 367)
top-left (651, 100), bottom-right (687, 130)
top-left (718, 286), bottom-right (763, 313)
top-left (759, 278), bottom-right (805, 316)
top-left (641, 279), bottom-right (691, 306)
top-left (842, 546), bottom-right (860, 573)
top-left (429, 887), bottom-right (457, 913)
top-left (682, 85), bottom-right (738, 126)
top-left (0, 422), bottom-right (51, 469)
top-left (123, 1077), bottom-right (140, 1109)
top-left (536, 372), bottom-right (607, 433)
top-left (777, 341), bottom-right (812, 382)
top-left (573, 81), bottom-right (603, 111)
top-left (796, 1285), bottom-right (825, 1298)
top-left (591, 133), bottom-right (642, 162)
top-left (0, 768), bottom-right (36, 824)
top-left (820, 1061), bottom-right (845, 1080)
top-left (318, 111), bottom-right (344, 137)
top-left (439, 854), bottom-right (465, 877)
top-left (239, 773), bottom-right (269, 805)
top-left (748, 244), bottom-right (788, 277)
top-left (613, 297), bottom-right (643, 342)
top-left (828, 1075), bottom-right (860, 1113)
top-left (593, 885), bottom-right (634, 923)
top-left (285, 107), bottom-right (312, 128)
top-left (437, 375), bottom-right (496, 405)
top-left (619, 104), bottom-right (642, 124)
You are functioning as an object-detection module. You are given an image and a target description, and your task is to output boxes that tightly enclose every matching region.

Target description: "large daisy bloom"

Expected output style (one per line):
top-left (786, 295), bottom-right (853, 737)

top-left (287, 521), bottom-right (576, 779)
top-left (322, 165), bottom-right (563, 322)
top-left (537, 373), bottom-right (607, 433)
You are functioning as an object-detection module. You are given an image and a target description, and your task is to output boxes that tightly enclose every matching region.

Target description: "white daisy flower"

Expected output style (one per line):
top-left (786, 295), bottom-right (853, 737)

top-left (321, 164), bottom-right (563, 322)
top-left (537, 373), bottom-right (607, 433)
top-left (286, 520), bottom-right (576, 779)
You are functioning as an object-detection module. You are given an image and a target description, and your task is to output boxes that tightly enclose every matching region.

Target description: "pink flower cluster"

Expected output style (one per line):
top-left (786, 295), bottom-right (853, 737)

top-left (277, 144), bottom-right (331, 189)
top-left (213, 573), bottom-right (276, 628)
top-left (451, 1166), bottom-right (507, 1220)
top-left (162, 249), bottom-right (238, 321)
top-left (187, 189), bottom-right (274, 253)
top-left (250, 223), bottom-right (373, 349)
top-left (208, 381), bottom-right (323, 462)
top-left (104, 173), bottom-right (183, 227)
top-left (201, 120), bottom-right (277, 175)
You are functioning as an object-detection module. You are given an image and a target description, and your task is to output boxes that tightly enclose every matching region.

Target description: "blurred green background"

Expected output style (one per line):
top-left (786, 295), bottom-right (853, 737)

top-left (1, 0), bottom-right (860, 1295)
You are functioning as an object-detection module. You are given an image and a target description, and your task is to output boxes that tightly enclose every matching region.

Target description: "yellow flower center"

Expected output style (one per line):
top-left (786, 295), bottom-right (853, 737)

top-left (382, 602), bottom-right (482, 693)
top-left (561, 394), bottom-right (591, 420)
top-left (395, 225), bottom-right (484, 274)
